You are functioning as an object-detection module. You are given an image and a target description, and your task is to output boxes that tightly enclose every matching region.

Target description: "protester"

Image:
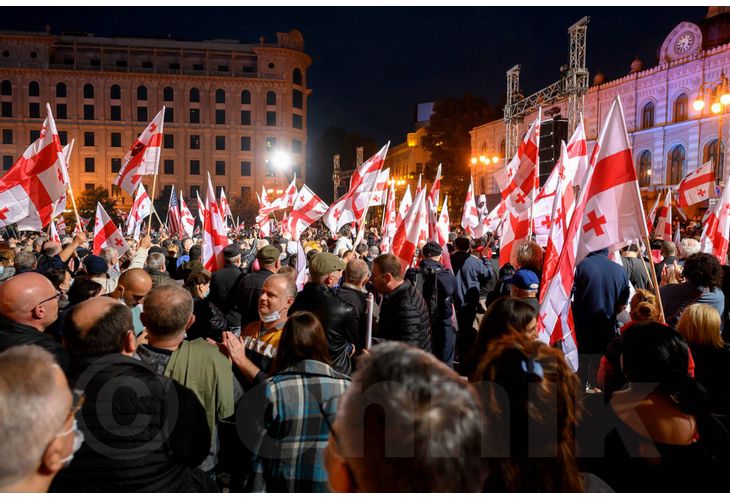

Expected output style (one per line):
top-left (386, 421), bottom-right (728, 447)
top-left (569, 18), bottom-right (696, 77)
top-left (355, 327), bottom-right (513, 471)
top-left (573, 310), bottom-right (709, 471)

top-left (177, 244), bottom-right (207, 282)
top-left (620, 244), bottom-right (652, 291)
top-left (238, 245), bottom-right (281, 327)
top-left (0, 346), bottom-right (77, 492)
top-left (145, 252), bottom-right (176, 288)
top-left (109, 268), bottom-right (152, 336)
top-left (209, 243), bottom-right (243, 332)
top-left (12, 251), bottom-right (36, 274)
top-left (336, 258), bottom-right (371, 352)
top-left (324, 342), bottom-right (485, 492)
top-left (504, 268), bottom-right (540, 312)
top-left (176, 238), bottom-right (194, 269)
top-left (654, 241), bottom-right (678, 279)
top-left (184, 271), bottom-right (228, 342)
top-left (678, 238), bottom-right (701, 266)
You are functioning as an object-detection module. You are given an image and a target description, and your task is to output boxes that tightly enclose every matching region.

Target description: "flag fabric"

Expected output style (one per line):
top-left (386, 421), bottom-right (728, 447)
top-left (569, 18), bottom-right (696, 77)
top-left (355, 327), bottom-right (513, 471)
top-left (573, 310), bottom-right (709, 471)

top-left (461, 178), bottom-right (479, 236)
top-left (52, 141), bottom-right (75, 220)
top-left (646, 190), bottom-right (662, 234)
top-left (396, 184), bottom-right (413, 228)
top-left (113, 108), bottom-right (164, 196)
top-left (700, 181), bottom-right (730, 264)
top-left (288, 185), bottom-right (329, 240)
top-left (434, 195), bottom-right (450, 247)
top-left (0, 103), bottom-right (69, 230)
top-left (567, 117), bottom-right (589, 187)
top-left (498, 210), bottom-right (531, 268)
top-left (126, 184), bottom-right (152, 238)
top-left (202, 174), bottom-right (228, 272)
top-left (674, 223), bottom-right (683, 258)
top-left (219, 187), bottom-right (233, 218)
top-left (391, 187), bottom-right (428, 271)
top-left (295, 241), bottom-right (308, 291)
top-left (654, 187), bottom-right (673, 242)
top-left (367, 168), bottom-right (390, 206)
top-left (476, 199), bottom-right (507, 237)
top-left (167, 186), bottom-right (182, 236)
top-left (677, 161), bottom-right (715, 208)
top-left (49, 219), bottom-right (61, 244)
top-left (262, 175), bottom-right (298, 215)
top-left (93, 202), bottom-right (131, 256)
top-left (416, 173), bottom-right (423, 193)
top-left (429, 164), bottom-right (442, 208)
top-left (179, 191), bottom-right (195, 239)
top-left (494, 110), bottom-right (541, 213)
top-left (323, 143), bottom-right (389, 234)
top-left (56, 218), bottom-right (66, 236)
top-left (380, 183), bottom-right (397, 254)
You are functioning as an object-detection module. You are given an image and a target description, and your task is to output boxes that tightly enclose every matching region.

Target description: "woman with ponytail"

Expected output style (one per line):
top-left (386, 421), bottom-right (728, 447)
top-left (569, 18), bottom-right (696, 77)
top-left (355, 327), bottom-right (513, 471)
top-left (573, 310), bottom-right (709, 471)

top-left (580, 322), bottom-right (730, 492)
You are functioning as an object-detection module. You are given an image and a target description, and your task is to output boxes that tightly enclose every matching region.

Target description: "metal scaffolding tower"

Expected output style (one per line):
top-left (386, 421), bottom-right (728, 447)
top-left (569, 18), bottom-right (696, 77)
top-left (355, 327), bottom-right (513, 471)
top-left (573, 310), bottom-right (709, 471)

top-left (504, 16), bottom-right (589, 160)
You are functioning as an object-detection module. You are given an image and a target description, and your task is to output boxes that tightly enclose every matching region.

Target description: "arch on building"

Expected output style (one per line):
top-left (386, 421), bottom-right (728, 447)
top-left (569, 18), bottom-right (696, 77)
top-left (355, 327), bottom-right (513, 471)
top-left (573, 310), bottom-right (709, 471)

top-left (28, 81), bottom-right (39, 97)
top-left (56, 82), bottom-right (67, 98)
top-left (241, 89), bottom-right (251, 105)
top-left (163, 86), bottom-right (174, 101)
top-left (266, 90), bottom-right (277, 106)
top-left (83, 83), bottom-right (94, 99)
top-left (293, 68), bottom-right (303, 85)
top-left (640, 101), bottom-right (655, 129)
top-left (703, 137), bottom-right (726, 181)
top-left (110, 84), bottom-right (121, 100)
top-left (1, 80), bottom-right (11, 96)
top-left (666, 144), bottom-right (686, 184)
top-left (189, 87), bottom-right (200, 103)
top-left (636, 149), bottom-right (652, 187)
top-left (672, 92), bottom-right (689, 123)
top-left (215, 88), bottom-right (226, 103)
top-left (137, 85), bottom-right (148, 100)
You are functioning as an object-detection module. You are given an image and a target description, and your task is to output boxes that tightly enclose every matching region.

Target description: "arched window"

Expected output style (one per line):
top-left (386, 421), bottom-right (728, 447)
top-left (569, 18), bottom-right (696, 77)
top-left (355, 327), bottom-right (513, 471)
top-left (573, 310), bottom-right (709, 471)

top-left (215, 89), bottom-right (225, 104)
top-left (28, 81), bottom-right (39, 97)
top-left (163, 86), bottom-right (174, 101)
top-left (83, 83), bottom-right (94, 99)
top-left (1, 80), bottom-right (11, 96)
top-left (704, 138), bottom-right (725, 181)
top-left (241, 90), bottom-right (251, 105)
top-left (500, 139), bottom-right (506, 158)
top-left (641, 102), bottom-right (654, 129)
top-left (110, 84), bottom-right (121, 100)
top-left (667, 145), bottom-right (686, 185)
top-left (56, 82), bottom-right (67, 98)
top-left (137, 85), bottom-right (147, 101)
top-left (673, 93), bottom-right (688, 123)
top-left (189, 87), bottom-right (199, 103)
top-left (293, 68), bottom-right (302, 85)
top-left (266, 91), bottom-right (277, 106)
top-left (637, 150), bottom-right (652, 187)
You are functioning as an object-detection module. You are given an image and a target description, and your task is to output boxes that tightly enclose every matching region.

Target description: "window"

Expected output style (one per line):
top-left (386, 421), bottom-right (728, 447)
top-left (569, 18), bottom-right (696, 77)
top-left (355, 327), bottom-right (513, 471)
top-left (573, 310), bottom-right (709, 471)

top-left (84, 158), bottom-right (95, 173)
top-left (28, 102), bottom-right (40, 118)
top-left (266, 91), bottom-right (276, 105)
top-left (30, 130), bottom-right (40, 143)
top-left (215, 135), bottom-right (226, 150)
top-left (85, 183), bottom-right (95, 191)
top-left (164, 134), bottom-right (174, 148)
top-left (292, 114), bottom-right (303, 129)
top-left (28, 81), bottom-right (39, 97)
top-left (241, 186), bottom-right (251, 200)
top-left (241, 161), bottom-right (251, 176)
top-left (189, 108), bottom-right (200, 123)
top-left (189, 87), bottom-right (200, 103)
top-left (293, 89), bottom-right (303, 109)
top-left (1, 102), bottom-right (11, 118)
top-left (169, 62), bottom-right (180, 70)
top-left (137, 85), bottom-right (147, 101)
top-left (64, 57), bottom-right (73, 65)
top-left (193, 63), bottom-right (204, 71)
top-left (265, 161), bottom-right (275, 177)
top-left (292, 139), bottom-right (302, 153)
top-left (190, 160), bottom-right (200, 176)
top-left (137, 106), bottom-right (148, 122)
top-left (673, 93), bottom-right (688, 123)
top-left (164, 159), bottom-right (174, 175)
top-left (241, 90), bottom-right (251, 104)
top-left (110, 84), bottom-right (121, 100)
top-left (111, 157), bottom-right (121, 173)
top-left (667, 145), bottom-right (686, 185)
top-left (83, 83), bottom-right (94, 99)
top-left (111, 132), bottom-right (121, 147)
top-left (58, 131), bottom-right (67, 144)
top-left (642, 102), bottom-right (655, 129)
top-left (2, 129), bottom-right (12, 144)
top-left (90, 59), bottom-right (101, 67)
top-left (240, 110), bottom-right (251, 125)
top-left (84, 131), bottom-right (95, 146)
top-left (215, 89), bottom-right (225, 103)
top-left (111, 185), bottom-right (122, 197)
top-left (116, 60), bottom-right (127, 68)
top-left (83, 105), bottom-right (94, 120)
top-left (164, 107), bottom-right (174, 123)
top-left (1, 80), bottom-right (11, 95)
top-left (704, 139), bottom-right (725, 181)
top-left (142, 61), bottom-right (153, 69)
top-left (637, 150), bottom-right (652, 187)
top-left (241, 136), bottom-right (251, 151)
top-left (500, 139), bottom-right (506, 158)
top-left (266, 137), bottom-right (276, 151)
top-left (215, 109), bottom-right (226, 124)
top-left (3, 155), bottom-right (13, 171)
top-left (190, 185), bottom-right (200, 198)
top-left (218, 65), bottom-right (229, 72)
top-left (110, 105), bottom-right (121, 121)
top-left (56, 103), bottom-right (66, 119)
top-left (163, 86), bottom-right (174, 101)
top-left (190, 135), bottom-right (200, 149)
top-left (215, 160), bottom-right (225, 176)
top-left (266, 111), bottom-right (277, 126)
top-left (56, 82), bottom-right (66, 98)
top-left (293, 68), bottom-right (303, 85)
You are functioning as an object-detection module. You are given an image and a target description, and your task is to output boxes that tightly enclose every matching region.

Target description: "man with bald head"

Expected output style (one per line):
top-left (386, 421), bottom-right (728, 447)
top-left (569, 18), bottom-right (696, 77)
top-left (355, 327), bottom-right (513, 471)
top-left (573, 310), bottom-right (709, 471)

top-left (51, 296), bottom-right (214, 492)
top-left (0, 272), bottom-right (68, 371)
top-left (109, 268), bottom-right (153, 336)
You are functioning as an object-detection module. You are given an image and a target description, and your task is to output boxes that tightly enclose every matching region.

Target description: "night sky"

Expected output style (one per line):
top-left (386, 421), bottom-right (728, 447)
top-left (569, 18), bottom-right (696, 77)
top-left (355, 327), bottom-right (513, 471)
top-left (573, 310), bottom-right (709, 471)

top-left (1, 6), bottom-right (708, 157)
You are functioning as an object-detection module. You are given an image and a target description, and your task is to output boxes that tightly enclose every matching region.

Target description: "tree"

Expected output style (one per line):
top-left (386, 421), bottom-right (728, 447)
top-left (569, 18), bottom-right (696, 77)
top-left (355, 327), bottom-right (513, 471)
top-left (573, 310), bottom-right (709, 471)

top-left (76, 187), bottom-right (118, 222)
top-left (231, 195), bottom-right (260, 225)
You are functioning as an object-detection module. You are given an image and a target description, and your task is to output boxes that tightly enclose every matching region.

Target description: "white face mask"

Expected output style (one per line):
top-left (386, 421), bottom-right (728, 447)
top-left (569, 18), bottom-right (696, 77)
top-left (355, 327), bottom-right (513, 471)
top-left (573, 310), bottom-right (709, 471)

top-left (260, 301), bottom-right (288, 323)
top-left (57, 418), bottom-right (85, 467)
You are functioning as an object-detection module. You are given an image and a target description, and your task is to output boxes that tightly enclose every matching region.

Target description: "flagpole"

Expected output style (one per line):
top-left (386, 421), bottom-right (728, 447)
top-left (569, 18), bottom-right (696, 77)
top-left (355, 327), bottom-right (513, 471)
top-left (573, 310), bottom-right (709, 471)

top-left (147, 106), bottom-right (165, 236)
top-left (63, 138), bottom-right (84, 234)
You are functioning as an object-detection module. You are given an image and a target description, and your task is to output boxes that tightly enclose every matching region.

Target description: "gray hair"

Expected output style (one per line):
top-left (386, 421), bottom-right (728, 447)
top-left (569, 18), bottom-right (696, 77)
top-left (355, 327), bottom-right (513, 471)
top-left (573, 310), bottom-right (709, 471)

top-left (99, 247), bottom-right (118, 264)
top-left (12, 251), bottom-right (36, 272)
top-left (345, 258), bottom-right (370, 285)
top-left (145, 252), bottom-right (166, 273)
top-left (0, 346), bottom-right (67, 489)
top-left (680, 238), bottom-right (701, 258)
top-left (264, 273), bottom-right (297, 300)
top-left (369, 246), bottom-right (381, 257)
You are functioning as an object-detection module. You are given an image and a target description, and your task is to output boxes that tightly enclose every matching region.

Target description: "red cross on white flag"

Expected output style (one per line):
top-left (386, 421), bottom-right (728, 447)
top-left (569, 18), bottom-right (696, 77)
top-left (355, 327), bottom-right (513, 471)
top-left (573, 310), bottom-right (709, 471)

top-left (179, 191), bottom-right (195, 239)
top-left (113, 107), bottom-right (165, 196)
top-left (677, 161), bottom-right (715, 208)
top-left (701, 180), bottom-right (730, 264)
top-left (93, 202), bottom-right (130, 256)
top-left (288, 184), bottom-right (328, 240)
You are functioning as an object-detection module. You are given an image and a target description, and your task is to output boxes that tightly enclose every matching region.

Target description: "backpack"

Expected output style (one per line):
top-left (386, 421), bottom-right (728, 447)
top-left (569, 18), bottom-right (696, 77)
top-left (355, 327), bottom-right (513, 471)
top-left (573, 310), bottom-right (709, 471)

top-left (410, 266), bottom-right (442, 322)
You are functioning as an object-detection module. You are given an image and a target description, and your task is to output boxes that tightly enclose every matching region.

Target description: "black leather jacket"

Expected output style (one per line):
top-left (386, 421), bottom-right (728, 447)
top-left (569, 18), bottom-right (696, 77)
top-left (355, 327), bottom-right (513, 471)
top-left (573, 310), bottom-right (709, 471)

top-left (377, 281), bottom-right (432, 352)
top-left (289, 283), bottom-right (356, 375)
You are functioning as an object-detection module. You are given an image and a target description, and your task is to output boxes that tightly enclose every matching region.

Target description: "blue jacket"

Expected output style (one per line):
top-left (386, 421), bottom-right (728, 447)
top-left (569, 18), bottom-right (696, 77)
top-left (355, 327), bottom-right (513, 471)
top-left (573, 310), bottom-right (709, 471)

top-left (450, 251), bottom-right (493, 309)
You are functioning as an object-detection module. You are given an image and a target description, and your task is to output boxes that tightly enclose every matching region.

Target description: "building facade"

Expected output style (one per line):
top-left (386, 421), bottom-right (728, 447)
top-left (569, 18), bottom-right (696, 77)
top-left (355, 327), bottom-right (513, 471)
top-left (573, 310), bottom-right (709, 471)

top-left (470, 9), bottom-right (730, 211)
top-left (383, 126), bottom-right (433, 197)
top-left (0, 28), bottom-right (311, 209)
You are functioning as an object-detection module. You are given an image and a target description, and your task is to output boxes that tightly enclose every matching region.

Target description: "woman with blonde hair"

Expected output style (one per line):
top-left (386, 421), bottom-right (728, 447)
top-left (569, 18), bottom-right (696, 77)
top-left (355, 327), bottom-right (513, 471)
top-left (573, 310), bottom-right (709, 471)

top-left (677, 304), bottom-right (730, 416)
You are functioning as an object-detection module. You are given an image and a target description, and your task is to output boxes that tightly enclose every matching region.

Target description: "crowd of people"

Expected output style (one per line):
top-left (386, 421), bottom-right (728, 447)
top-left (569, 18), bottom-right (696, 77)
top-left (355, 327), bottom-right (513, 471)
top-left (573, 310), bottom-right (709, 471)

top-left (0, 220), bottom-right (729, 492)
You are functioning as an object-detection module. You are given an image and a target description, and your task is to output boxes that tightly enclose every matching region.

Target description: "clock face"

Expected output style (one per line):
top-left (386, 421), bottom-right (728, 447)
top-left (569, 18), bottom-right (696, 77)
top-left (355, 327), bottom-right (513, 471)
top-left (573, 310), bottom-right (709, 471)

top-left (675, 32), bottom-right (694, 53)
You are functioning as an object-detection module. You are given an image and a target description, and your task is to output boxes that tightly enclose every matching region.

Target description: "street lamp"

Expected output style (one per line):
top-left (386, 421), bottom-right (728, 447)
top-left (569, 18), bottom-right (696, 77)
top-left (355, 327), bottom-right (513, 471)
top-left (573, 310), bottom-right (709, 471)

top-left (694, 72), bottom-right (730, 180)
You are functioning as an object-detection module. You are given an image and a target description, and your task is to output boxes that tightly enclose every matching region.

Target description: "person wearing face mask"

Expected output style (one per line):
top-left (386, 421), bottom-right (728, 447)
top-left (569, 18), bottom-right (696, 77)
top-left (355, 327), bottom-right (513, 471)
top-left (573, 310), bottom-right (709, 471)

top-left (184, 271), bottom-right (228, 342)
top-left (0, 345), bottom-right (81, 492)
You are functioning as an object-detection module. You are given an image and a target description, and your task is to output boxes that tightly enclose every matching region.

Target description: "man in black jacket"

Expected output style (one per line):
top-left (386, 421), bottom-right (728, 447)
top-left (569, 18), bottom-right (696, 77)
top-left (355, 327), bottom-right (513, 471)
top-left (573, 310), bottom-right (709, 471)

top-left (289, 252), bottom-right (356, 375)
top-left (337, 258), bottom-right (372, 351)
top-left (238, 245), bottom-right (281, 328)
top-left (50, 296), bottom-right (215, 493)
top-left (0, 272), bottom-right (68, 372)
top-left (210, 244), bottom-right (243, 332)
top-left (372, 254), bottom-right (432, 353)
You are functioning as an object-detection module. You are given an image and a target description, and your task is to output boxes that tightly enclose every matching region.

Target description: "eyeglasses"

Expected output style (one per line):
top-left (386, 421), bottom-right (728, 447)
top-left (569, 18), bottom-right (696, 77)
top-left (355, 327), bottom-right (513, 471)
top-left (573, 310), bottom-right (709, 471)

top-left (318, 394), bottom-right (341, 442)
top-left (68, 389), bottom-right (85, 420)
top-left (36, 290), bottom-right (63, 308)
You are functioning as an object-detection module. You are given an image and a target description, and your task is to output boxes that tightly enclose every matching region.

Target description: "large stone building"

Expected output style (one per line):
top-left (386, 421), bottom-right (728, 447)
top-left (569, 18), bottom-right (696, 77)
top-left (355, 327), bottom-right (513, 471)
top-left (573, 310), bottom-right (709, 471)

top-left (0, 28), bottom-right (311, 209)
top-left (470, 8), bottom-right (730, 211)
top-left (383, 126), bottom-right (433, 197)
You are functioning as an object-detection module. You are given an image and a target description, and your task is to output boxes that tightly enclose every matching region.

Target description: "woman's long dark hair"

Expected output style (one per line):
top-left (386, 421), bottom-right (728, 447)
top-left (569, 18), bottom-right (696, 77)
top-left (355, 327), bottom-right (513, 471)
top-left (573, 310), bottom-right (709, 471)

top-left (270, 311), bottom-right (331, 374)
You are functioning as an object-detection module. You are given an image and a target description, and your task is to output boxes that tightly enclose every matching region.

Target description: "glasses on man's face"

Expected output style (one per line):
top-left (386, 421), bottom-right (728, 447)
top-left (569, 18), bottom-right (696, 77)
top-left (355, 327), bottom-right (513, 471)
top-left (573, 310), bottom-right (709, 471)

top-left (318, 394), bottom-right (341, 442)
top-left (68, 389), bottom-right (85, 420)
top-left (35, 290), bottom-right (63, 309)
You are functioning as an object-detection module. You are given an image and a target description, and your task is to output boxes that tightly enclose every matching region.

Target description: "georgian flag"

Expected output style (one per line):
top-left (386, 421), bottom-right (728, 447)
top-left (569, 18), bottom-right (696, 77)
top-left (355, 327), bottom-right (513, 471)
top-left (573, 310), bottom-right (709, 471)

top-left (700, 181), bottom-right (730, 264)
top-left (179, 191), bottom-right (195, 239)
top-left (460, 177), bottom-right (479, 236)
top-left (391, 187), bottom-right (428, 271)
top-left (494, 109), bottom-right (541, 213)
top-left (380, 183), bottom-right (397, 254)
top-left (396, 184), bottom-right (413, 228)
top-left (113, 108), bottom-right (165, 196)
top-left (476, 198), bottom-right (507, 237)
top-left (93, 202), bottom-right (131, 257)
top-left (646, 190), bottom-right (662, 234)
top-left (367, 168), bottom-right (390, 206)
top-left (677, 161), bottom-right (715, 208)
top-left (429, 164), bottom-right (442, 208)
top-left (126, 184), bottom-right (151, 238)
top-left (202, 173), bottom-right (228, 272)
top-left (261, 175), bottom-right (297, 215)
top-left (288, 185), bottom-right (329, 240)
top-left (654, 187), bottom-right (673, 242)
top-left (49, 218), bottom-right (61, 244)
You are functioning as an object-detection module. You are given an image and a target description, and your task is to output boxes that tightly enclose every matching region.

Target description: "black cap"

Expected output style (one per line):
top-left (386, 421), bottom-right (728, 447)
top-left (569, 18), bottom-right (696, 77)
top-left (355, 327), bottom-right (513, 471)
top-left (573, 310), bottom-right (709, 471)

top-left (223, 243), bottom-right (241, 259)
top-left (149, 246), bottom-right (165, 255)
top-left (422, 242), bottom-right (443, 258)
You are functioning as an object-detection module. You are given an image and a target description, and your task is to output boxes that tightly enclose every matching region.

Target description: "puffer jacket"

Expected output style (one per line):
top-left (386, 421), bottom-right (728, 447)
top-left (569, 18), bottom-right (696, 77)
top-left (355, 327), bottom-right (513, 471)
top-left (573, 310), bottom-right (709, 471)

top-left (289, 283), bottom-right (356, 375)
top-left (377, 281), bottom-right (432, 352)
